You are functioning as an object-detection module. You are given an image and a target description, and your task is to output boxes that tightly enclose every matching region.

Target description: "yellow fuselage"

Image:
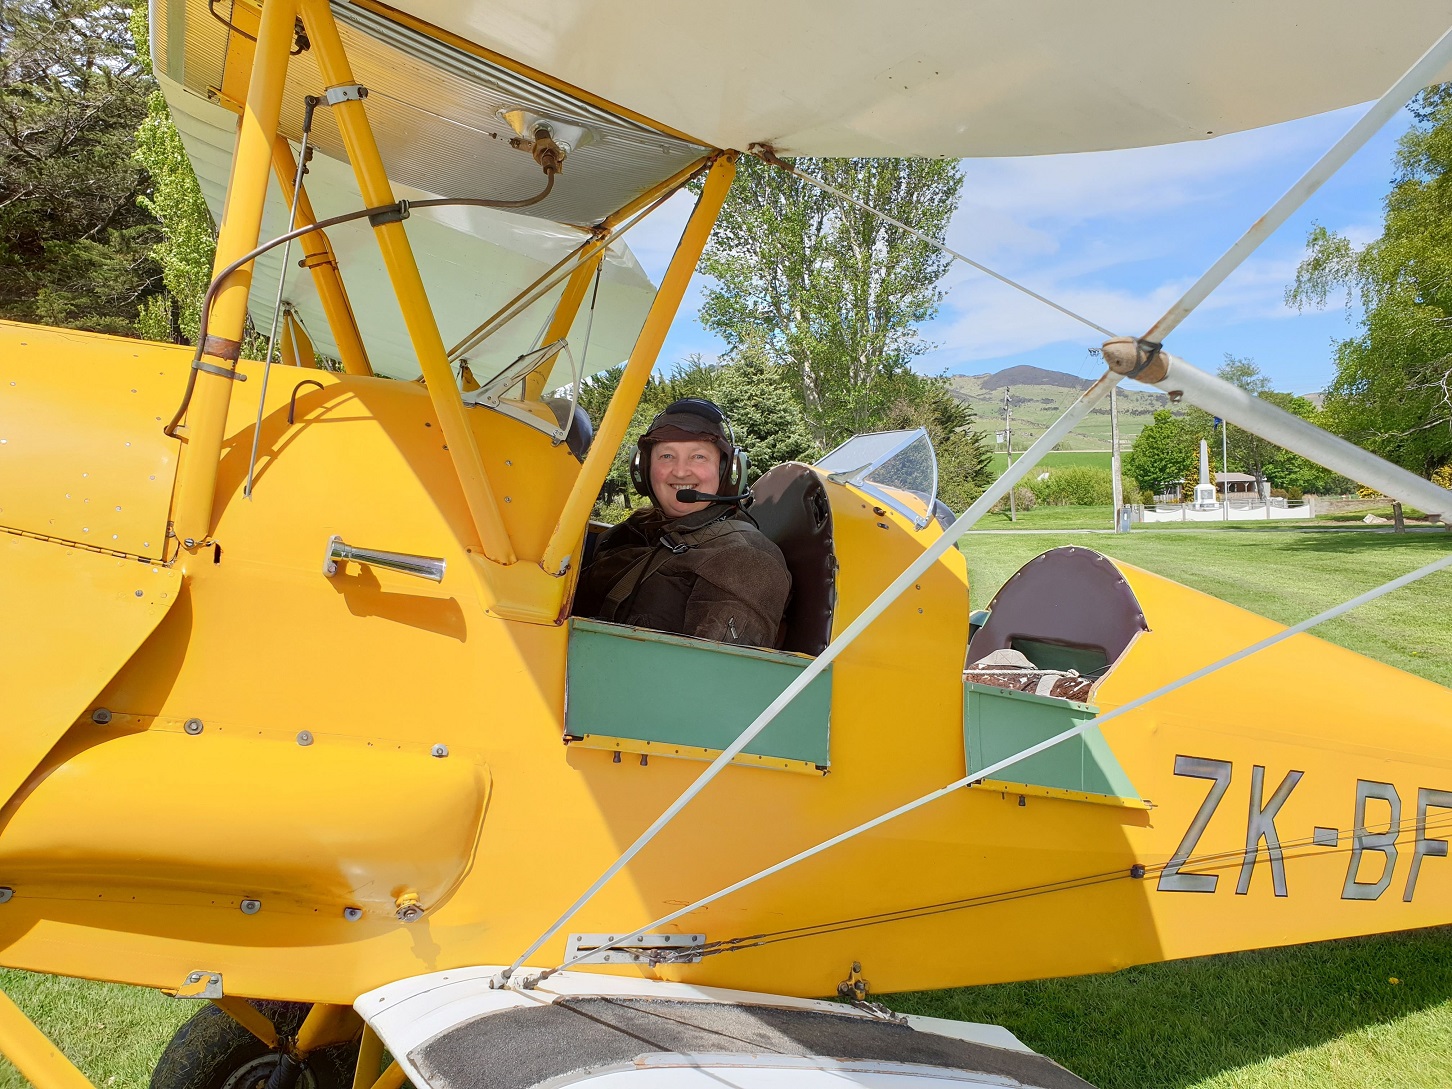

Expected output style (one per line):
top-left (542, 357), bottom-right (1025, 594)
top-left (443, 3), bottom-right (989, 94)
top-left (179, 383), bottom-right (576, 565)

top-left (2, 320), bottom-right (1450, 1005)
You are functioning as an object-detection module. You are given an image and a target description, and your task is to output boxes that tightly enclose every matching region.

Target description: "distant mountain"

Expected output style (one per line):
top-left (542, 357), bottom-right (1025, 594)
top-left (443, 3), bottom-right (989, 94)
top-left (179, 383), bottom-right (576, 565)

top-left (974, 365), bottom-right (1094, 391)
top-left (946, 368), bottom-right (1175, 451)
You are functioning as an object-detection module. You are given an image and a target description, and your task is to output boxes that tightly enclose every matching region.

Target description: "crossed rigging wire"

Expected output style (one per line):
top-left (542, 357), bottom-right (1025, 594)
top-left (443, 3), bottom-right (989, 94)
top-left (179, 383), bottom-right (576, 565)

top-left (661, 807), bottom-right (1452, 966)
top-left (499, 22), bottom-right (1452, 986)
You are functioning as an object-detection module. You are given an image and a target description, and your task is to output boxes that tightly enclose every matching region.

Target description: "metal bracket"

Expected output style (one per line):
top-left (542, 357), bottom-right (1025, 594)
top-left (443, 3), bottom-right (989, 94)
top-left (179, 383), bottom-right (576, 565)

top-left (368, 200), bottom-right (410, 227)
top-left (323, 84), bottom-right (367, 105)
top-left (564, 932), bottom-right (705, 966)
top-left (193, 360), bottom-right (247, 382)
top-left (837, 961), bottom-right (870, 1002)
top-left (298, 251), bottom-right (337, 270)
top-left (473, 396), bottom-right (568, 444)
top-left (0, 887), bottom-right (12, 904)
top-left (175, 970), bottom-right (225, 999)
top-left (201, 334), bottom-right (242, 362)
top-left (836, 962), bottom-right (907, 1023)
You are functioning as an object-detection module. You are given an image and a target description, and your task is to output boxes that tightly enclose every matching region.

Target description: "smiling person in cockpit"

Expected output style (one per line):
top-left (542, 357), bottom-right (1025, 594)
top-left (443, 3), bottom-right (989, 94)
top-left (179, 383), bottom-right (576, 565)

top-left (574, 398), bottom-right (790, 648)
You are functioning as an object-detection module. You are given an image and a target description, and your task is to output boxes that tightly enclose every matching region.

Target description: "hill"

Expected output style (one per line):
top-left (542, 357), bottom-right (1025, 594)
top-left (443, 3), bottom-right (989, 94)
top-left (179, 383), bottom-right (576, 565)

top-left (949, 366), bottom-right (1176, 451)
top-left (975, 364), bottom-right (1093, 391)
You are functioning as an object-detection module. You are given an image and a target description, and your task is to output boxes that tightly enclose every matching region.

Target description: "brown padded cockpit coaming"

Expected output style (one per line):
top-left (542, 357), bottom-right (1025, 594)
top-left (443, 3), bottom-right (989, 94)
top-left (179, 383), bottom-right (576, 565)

top-left (751, 463), bottom-right (837, 656)
top-left (967, 546), bottom-right (1148, 681)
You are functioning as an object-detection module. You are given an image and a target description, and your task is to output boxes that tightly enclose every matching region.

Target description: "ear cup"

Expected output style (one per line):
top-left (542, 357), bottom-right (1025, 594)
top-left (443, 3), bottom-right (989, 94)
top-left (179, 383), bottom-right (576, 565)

top-left (724, 448), bottom-right (749, 494)
top-left (630, 447), bottom-right (652, 499)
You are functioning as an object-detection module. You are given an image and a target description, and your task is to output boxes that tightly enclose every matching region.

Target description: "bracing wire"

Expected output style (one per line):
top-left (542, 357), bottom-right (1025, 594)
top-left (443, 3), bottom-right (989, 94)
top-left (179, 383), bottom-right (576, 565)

top-left (163, 175), bottom-right (555, 438)
top-left (529, 550), bottom-right (1452, 982)
top-left (749, 145), bottom-right (1117, 340)
top-left (659, 811), bottom-right (1452, 965)
top-left (245, 128), bottom-right (313, 500)
top-left (502, 374), bottom-right (1122, 983)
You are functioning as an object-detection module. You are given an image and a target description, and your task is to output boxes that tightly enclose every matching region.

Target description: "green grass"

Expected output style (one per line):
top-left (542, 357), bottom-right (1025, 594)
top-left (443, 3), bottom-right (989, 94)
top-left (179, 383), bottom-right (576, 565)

top-left (958, 526), bottom-right (1452, 688)
top-left (0, 970), bottom-right (190, 1088)
top-left (889, 928), bottom-right (1452, 1089)
top-left (1315, 504), bottom-right (1440, 524)
top-left (5, 528), bottom-right (1450, 1089)
top-left (974, 502), bottom-right (1120, 531)
top-left (989, 450), bottom-right (1113, 475)
top-left (912, 525), bottom-right (1452, 1087)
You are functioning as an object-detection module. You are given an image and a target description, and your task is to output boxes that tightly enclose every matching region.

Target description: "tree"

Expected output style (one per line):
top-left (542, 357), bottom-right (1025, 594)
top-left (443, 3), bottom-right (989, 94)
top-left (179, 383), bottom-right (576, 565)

top-left (709, 347), bottom-right (819, 481)
top-left (1124, 409), bottom-right (1198, 497)
top-left (698, 155), bottom-right (963, 448)
top-left (130, 7), bottom-right (215, 344)
top-left (571, 351), bottom-right (818, 516)
top-left (881, 377), bottom-right (993, 512)
top-left (1288, 86), bottom-right (1452, 477)
top-left (1188, 356), bottom-right (1277, 493)
top-left (0, 0), bottom-right (161, 333)
top-left (1185, 356), bottom-right (1332, 495)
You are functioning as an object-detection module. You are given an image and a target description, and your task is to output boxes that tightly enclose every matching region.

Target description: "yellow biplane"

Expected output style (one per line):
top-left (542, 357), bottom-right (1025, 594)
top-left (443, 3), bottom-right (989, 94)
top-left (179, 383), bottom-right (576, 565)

top-left (3, 2), bottom-right (1452, 1087)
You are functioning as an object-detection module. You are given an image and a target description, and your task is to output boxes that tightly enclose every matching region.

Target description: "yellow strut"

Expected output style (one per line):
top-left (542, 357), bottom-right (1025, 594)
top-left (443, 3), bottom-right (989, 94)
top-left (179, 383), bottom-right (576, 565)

top-left (280, 308), bottom-right (315, 369)
top-left (540, 152), bottom-right (737, 576)
top-left (352, 1026), bottom-right (386, 1089)
top-left (295, 1002), bottom-right (362, 1052)
top-left (522, 251), bottom-right (603, 402)
top-left (369, 1061), bottom-right (407, 1089)
top-left (601, 155), bottom-right (712, 231)
top-left (520, 155), bottom-right (714, 402)
top-left (297, 0), bottom-right (515, 563)
top-left (269, 135), bottom-right (373, 376)
top-left (170, 0), bottom-right (298, 548)
top-left (211, 996), bottom-right (279, 1048)
top-left (0, 989), bottom-right (94, 1089)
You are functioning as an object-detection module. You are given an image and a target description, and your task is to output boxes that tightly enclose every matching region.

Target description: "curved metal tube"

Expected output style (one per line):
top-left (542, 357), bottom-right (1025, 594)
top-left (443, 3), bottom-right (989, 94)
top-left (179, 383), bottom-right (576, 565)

top-left (164, 175), bottom-right (556, 438)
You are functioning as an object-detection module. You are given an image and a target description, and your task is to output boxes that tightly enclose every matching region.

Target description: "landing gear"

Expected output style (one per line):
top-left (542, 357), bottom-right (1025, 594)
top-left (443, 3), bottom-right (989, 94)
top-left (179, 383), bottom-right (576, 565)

top-left (150, 1001), bottom-right (358, 1089)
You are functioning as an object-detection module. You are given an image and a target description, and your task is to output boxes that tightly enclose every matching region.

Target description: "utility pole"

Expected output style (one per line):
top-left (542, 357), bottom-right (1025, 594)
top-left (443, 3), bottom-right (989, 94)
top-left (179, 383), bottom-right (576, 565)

top-left (1110, 385), bottom-right (1124, 532)
top-left (1221, 418), bottom-right (1230, 520)
top-left (1004, 386), bottom-right (1016, 522)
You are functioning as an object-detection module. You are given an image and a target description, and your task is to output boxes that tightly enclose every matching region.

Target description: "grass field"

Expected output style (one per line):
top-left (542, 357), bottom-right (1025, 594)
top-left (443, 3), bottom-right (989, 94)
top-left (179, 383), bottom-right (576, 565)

top-left (4, 526), bottom-right (1450, 1088)
top-left (988, 449), bottom-right (1113, 475)
top-left (897, 524), bottom-right (1452, 1087)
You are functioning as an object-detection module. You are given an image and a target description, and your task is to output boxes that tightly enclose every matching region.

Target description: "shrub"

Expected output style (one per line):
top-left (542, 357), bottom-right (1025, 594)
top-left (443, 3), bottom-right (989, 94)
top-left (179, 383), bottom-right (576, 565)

top-left (1026, 466), bottom-right (1114, 506)
top-left (1269, 487), bottom-right (1289, 500)
top-left (989, 485), bottom-right (1037, 513)
top-left (1286, 486), bottom-right (1304, 501)
top-left (1141, 489), bottom-right (1155, 505)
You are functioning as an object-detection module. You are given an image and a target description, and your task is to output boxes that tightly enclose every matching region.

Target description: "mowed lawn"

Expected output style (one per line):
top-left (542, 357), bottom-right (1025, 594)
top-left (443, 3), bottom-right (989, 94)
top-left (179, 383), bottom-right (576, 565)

top-left (4, 526), bottom-right (1450, 1089)
top-left (988, 449), bottom-right (1112, 475)
top-left (883, 524), bottom-right (1452, 1089)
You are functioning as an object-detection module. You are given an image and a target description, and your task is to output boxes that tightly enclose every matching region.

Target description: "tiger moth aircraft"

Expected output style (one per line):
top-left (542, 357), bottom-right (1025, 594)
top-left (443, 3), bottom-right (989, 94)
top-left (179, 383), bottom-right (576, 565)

top-left (2, 2), bottom-right (1452, 1087)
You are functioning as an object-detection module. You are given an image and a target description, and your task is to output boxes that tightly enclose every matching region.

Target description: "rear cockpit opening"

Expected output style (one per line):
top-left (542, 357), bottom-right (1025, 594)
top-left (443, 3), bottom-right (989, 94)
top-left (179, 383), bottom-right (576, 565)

top-left (961, 546), bottom-right (1149, 807)
top-left (965, 546), bottom-right (1149, 701)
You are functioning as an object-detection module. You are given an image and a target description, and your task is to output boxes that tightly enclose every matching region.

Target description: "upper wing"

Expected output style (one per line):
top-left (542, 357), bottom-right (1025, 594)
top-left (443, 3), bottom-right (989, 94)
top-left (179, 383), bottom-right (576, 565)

top-left (386, 0), bottom-right (1452, 157)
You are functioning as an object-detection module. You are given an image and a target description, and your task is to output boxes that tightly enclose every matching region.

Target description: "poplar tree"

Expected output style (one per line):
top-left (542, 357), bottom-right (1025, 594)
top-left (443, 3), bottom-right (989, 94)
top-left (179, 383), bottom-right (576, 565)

top-left (698, 155), bottom-right (964, 449)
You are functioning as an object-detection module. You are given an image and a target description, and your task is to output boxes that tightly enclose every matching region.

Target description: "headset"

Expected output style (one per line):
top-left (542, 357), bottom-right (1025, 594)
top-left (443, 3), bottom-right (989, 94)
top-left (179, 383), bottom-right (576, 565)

top-left (629, 398), bottom-right (750, 505)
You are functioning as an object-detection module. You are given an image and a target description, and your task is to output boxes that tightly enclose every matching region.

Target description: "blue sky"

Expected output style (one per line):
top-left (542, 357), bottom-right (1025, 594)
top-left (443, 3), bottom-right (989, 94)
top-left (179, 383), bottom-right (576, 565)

top-left (623, 101), bottom-right (1413, 398)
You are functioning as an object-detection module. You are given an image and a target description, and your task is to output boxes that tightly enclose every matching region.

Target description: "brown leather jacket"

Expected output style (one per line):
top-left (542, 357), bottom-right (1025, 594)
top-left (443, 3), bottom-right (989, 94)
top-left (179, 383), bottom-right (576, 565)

top-left (574, 506), bottom-right (791, 648)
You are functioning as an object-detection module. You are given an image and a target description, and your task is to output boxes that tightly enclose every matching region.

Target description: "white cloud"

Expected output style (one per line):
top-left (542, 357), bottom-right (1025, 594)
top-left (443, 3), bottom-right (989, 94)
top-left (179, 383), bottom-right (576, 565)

top-left (621, 101), bottom-right (1400, 389)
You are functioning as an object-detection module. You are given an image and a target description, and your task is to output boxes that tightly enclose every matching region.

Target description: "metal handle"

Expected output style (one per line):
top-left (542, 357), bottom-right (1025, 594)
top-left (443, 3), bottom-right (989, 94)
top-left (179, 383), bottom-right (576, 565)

top-left (323, 535), bottom-right (446, 583)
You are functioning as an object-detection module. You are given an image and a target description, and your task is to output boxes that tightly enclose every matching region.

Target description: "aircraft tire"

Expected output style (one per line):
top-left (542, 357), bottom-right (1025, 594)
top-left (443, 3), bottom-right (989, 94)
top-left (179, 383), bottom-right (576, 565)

top-left (149, 1000), bottom-right (358, 1089)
